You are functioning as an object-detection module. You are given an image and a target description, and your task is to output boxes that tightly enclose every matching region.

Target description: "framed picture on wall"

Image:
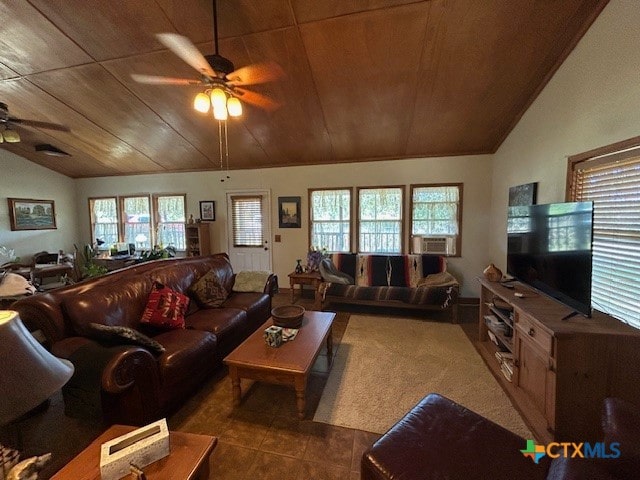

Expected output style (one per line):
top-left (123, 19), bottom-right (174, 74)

top-left (8, 198), bottom-right (57, 231)
top-left (508, 182), bottom-right (538, 206)
top-left (199, 200), bottom-right (216, 221)
top-left (278, 196), bottom-right (301, 228)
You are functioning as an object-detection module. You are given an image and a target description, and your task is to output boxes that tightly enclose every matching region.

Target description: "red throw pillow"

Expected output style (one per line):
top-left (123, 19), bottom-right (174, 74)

top-left (141, 282), bottom-right (189, 329)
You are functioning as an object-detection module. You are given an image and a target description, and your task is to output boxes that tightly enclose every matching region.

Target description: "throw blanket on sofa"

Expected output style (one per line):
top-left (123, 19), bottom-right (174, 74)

top-left (323, 283), bottom-right (456, 309)
top-left (331, 253), bottom-right (446, 287)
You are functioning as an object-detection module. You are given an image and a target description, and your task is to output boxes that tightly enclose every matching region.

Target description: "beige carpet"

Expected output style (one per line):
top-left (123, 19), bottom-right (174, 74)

top-left (313, 314), bottom-right (532, 437)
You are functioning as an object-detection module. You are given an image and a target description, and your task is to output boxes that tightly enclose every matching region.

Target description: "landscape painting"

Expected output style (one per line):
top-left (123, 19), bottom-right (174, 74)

top-left (279, 196), bottom-right (301, 228)
top-left (8, 198), bottom-right (57, 231)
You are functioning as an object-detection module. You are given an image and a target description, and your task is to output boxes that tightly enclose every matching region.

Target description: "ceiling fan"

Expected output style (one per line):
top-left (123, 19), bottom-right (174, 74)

top-left (0, 102), bottom-right (70, 143)
top-left (131, 0), bottom-right (284, 114)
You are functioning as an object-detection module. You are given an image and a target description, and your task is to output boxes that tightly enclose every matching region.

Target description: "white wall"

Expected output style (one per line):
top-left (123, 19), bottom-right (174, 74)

top-left (489, 0), bottom-right (640, 273)
top-left (0, 149), bottom-right (78, 261)
top-left (75, 155), bottom-right (493, 297)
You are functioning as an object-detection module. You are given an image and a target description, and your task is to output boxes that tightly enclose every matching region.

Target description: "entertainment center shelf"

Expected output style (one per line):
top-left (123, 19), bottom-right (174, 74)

top-left (477, 277), bottom-right (640, 443)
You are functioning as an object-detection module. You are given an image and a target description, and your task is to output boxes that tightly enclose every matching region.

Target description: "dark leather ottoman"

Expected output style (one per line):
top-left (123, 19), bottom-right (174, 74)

top-left (361, 393), bottom-right (549, 480)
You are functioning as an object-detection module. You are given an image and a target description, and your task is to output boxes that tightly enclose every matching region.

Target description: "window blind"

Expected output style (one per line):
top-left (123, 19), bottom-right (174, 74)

top-left (232, 196), bottom-right (263, 247)
top-left (572, 154), bottom-right (640, 328)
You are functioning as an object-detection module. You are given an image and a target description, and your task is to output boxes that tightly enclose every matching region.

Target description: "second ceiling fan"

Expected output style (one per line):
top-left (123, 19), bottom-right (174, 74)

top-left (131, 0), bottom-right (284, 115)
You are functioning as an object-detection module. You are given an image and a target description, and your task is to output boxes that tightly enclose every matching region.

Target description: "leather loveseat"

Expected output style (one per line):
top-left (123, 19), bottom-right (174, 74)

top-left (12, 253), bottom-right (277, 426)
top-left (362, 393), bottom-right (639, 480)
top-left (317, 253), bottom-right (459, 322)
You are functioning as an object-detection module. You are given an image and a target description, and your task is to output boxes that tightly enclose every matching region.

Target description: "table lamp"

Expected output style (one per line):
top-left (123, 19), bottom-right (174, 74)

top-left (0, 310), bottom-right (74, 475)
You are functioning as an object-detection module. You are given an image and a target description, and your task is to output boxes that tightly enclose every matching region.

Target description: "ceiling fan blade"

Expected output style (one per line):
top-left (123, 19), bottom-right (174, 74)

top-left (226, 61), bottom-right (285, 87)
top-left (234, 87), bottom-right (281, 112)
top-left (131, 73), bottom-right (200, 85)
top-left (156, 33), bottom-right (216, 78)
top-left (9, 118), bottom-right (70, 132)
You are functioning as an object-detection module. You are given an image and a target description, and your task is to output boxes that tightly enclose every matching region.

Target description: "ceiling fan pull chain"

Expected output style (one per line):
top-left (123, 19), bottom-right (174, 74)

top-left (218, 120), bottom-right (224, 171)
top-left (224, 120), bottom-right (230, 179)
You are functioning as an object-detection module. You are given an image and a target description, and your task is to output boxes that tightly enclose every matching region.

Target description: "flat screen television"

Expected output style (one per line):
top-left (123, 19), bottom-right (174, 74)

top-left (506, 201), bottom-right (594, 317)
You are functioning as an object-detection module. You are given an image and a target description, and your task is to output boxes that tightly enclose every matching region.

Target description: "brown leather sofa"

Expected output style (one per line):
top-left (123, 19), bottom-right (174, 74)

top-left (362, 393), bottom-right (639, 480)
top-left (12, 253), bottom-right (277, 426)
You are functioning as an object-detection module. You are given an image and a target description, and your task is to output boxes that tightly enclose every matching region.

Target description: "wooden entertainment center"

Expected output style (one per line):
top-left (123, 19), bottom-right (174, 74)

top-left (477, 277), bottom-right (640, 443)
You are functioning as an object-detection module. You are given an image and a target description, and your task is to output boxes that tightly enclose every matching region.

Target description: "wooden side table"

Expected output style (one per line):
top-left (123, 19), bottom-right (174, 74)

top-left (288, 271), bottom-right (322, 303)
top-left (51, 425), bottom-right (217, 480)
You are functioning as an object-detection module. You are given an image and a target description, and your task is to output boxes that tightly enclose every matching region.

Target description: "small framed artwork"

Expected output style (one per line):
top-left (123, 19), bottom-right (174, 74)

top-left (199, 201), bottom-right (216, 221)
top-left (509, 182), bottom-right (538, 206)
top-left (8, 198), bottom-right (57, 231)
top-left (278, 196), bottom-right (301, 228)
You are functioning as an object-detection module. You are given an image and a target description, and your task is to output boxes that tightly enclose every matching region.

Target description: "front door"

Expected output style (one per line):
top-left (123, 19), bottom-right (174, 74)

top-left (226, 190), bottom-right (272, 272)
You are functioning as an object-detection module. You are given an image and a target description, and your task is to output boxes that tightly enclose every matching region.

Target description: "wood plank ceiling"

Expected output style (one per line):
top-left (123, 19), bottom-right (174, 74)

top-left (0, 0), bottom-right (608, 178)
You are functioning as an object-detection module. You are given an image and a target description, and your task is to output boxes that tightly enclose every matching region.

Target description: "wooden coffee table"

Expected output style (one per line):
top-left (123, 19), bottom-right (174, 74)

top-left (51, 424), bottom-right (217, 479)
top-left (223, 311), bottom-right (335, 419)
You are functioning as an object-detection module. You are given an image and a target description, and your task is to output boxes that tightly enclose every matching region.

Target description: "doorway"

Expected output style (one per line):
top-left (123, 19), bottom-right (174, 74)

top-left (225, 190), bottom-right (272, 272)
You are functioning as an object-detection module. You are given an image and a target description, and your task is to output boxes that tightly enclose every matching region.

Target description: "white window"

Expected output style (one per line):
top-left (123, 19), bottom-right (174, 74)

top-left (309, 189), bottom-right (351, 252)
top-left (357, 187), bottom-right (404, 253)
top-left (89, 197), bottom-right (118, 247)
top-left (410, 184), bottom-right (462, 256)
top-left (231, 195), bottom-right (263, 247)
top-left (569, 144), bottom-right (640, 329)
top-left (121, 196), bottom-right (152, 249)
top-left (154, 194), bottom-right (186, 251)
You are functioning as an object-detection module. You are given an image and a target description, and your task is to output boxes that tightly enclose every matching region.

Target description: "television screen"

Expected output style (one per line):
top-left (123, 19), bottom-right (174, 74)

top-left (507, 201), bottom-right (594, 317)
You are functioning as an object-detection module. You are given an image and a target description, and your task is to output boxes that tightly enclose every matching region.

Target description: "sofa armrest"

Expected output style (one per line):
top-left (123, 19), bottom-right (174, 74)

top-left (101, 346), bottom-right (162, 425)
top-left (264, 273), bottom-right (279, 296)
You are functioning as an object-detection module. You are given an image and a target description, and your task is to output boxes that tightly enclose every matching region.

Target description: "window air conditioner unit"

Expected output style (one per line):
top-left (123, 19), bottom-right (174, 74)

top-left (411, 235), bottom-right (455, 255)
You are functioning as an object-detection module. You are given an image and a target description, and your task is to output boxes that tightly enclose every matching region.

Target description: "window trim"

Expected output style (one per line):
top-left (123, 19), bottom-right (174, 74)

top-left (356, 185), bottom-right (406, 254)
top-left (409, 182), bottom-right (463, 257)
top-left (308, 187), bottom-right (354, 253)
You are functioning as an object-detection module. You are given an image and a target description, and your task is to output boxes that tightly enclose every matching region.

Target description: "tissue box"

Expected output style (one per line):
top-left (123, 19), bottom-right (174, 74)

top-left (100, 418), bottom-right (170, 480)
top-left (264, 325), bottom-right (283, 347)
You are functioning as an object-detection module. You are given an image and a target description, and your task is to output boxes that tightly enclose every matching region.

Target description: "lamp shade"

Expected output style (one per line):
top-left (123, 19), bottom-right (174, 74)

top-left (2, 129), bottom-right (20, 143)
top-left (193, 92), bottom-right (210, 113)
top-left (213, 105), bottom-right (228, 121)
top-left (227, 96), bottom-right (242, 117)
top-left (210, 88), bottom-right (227, 110)
top-left (0, 311), bottom-right (74, 425)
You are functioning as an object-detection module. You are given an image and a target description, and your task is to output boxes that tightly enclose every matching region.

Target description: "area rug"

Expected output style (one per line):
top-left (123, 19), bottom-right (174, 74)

top-left (313, 315), bottom-right (531, 437)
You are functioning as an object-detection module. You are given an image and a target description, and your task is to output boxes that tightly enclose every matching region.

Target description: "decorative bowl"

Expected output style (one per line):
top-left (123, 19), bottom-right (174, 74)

top-left (271, 305), bottom-right (305, 328)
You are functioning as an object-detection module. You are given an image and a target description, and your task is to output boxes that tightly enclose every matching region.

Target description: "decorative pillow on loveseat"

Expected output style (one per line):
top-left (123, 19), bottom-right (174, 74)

top-left (232, 270), bottom-right (270, 292)
top-left (86, 322), bottom-right (165, 355)
top-left (140, 282), bottom-right (189, 329)
top-left (190, 269), bottom-right (228, 308)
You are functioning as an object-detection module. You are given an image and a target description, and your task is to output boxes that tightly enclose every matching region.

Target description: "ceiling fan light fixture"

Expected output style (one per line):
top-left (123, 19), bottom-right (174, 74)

top-left (194, 92), bottom-right (211, 113)
top-left (227, 96), bottom-right (242, 117)
top-left (35, 144), bottom-right (70, 157)
top-left (210, 88), bottom-right (227, 110)
top-left (3, 129), bottom-right (20, 143)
